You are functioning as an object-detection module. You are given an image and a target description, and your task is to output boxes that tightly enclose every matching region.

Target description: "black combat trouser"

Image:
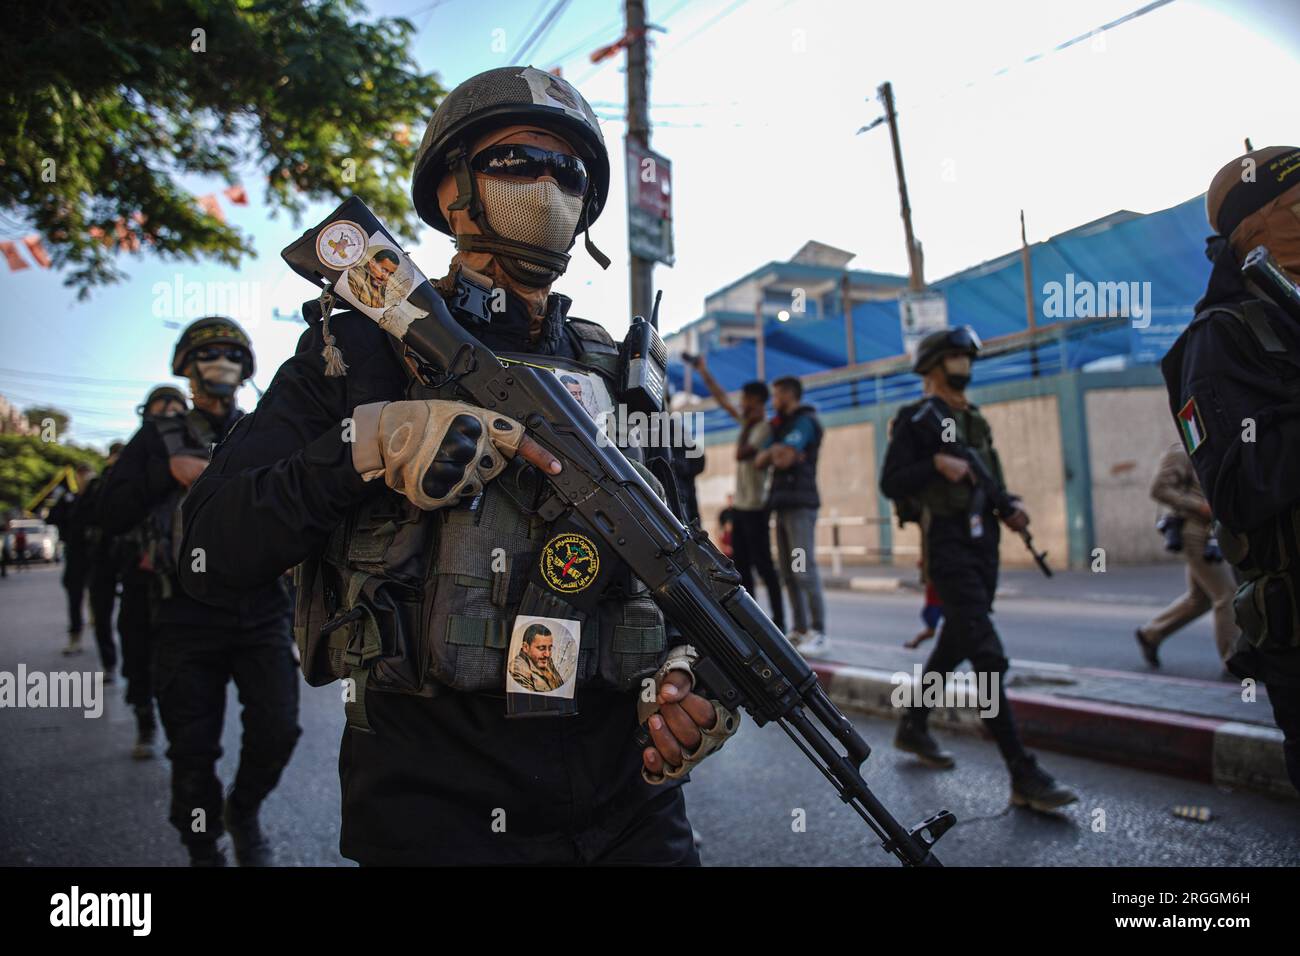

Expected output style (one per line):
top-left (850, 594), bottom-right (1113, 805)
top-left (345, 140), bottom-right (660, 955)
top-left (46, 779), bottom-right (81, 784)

top-left (339, 688), bottom-right (701, 866)
top-left (912, 533), bottom-right (1027, 766)
top-left (731, 508), bottom-right (785, 631)
top-left (1267, 684), bottom-right (1300, 795)
top-left (61, 557), bottom-right (88, 634)
top-left (154, 618), bottom-right (301, 848)
top-left (118, 570), bottom-right (154, 711)
top-left (87, 561), bottom-right (119, 671)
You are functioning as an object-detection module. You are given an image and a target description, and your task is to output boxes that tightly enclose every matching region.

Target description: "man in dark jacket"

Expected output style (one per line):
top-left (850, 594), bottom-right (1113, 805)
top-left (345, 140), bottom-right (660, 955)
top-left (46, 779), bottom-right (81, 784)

top-left (49, 465), bottom-right (96, 655)
top-left (1161, 146), bottom-right (1300, 793)
top-left (755, 377), bottom-right (827, 657)
top-left (101, 320), bottom-right (300, 865)
top-left (178, 67), bottom-right (734, 866)
top-left (79, 444), bottom-right (125, 676)
top-left (116, 386), bottom-right (190, 760)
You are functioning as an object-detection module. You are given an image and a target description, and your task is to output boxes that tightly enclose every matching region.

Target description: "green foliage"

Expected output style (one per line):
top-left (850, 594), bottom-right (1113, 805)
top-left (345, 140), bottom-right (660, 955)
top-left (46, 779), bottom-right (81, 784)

top-left (1, 0), bottom-right (444, 297)
top-left (23, 406), bottom-right (70, 436)
top-left (0, 435), bottom-right (105, 515)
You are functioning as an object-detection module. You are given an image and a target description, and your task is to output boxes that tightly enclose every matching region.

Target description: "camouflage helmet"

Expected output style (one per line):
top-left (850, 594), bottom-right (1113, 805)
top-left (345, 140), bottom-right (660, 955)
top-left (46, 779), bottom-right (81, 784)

top-left (411, 66), bottom-right (610, 236)
top-left (139, 384), bottom-right (188, 417)
top-left (913, 325), bottom-right (981, 374)
top-left (170, 316), bottom-right (254, 380)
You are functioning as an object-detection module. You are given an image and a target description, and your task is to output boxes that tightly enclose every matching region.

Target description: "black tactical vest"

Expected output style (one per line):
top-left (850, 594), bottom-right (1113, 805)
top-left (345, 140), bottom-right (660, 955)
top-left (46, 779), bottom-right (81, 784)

top-left (767, 405), bottom-right (823, 510)
top-left (1184, 301), bottom-right (1300, 651)
top-left (293, 302), bottom-right (670, 729)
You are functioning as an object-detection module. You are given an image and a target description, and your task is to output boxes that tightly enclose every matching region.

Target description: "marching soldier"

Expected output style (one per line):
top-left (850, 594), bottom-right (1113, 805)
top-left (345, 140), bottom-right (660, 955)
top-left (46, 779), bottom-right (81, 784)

top-left (101, 321), bottom-right (300, 865)
top-left (880, 326), bottom-right (1077, 812)
top-left (179, 67), bottom-right (737, 865)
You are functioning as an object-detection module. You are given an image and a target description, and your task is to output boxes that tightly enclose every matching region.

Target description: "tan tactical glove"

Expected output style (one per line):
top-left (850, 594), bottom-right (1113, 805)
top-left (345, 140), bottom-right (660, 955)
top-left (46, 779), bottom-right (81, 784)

top-left (351, 400), bottom-right (525, 510)
top-left (639, 644), bottom-right (742, 784)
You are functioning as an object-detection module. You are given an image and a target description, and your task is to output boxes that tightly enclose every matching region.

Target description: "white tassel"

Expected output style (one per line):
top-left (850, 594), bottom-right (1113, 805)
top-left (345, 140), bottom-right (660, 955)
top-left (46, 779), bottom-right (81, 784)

top-left (318, 289), bottom-right (348, 377)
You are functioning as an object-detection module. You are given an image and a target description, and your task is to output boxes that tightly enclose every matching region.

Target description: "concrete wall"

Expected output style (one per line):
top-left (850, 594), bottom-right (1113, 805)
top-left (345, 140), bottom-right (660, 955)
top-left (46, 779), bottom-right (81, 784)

top-left (981, 394), bottom-right (1069, 570)
top-left (693, 372), bottom-right (1173, 572)
top-left (1085, 386), bottom-right (1184, 565)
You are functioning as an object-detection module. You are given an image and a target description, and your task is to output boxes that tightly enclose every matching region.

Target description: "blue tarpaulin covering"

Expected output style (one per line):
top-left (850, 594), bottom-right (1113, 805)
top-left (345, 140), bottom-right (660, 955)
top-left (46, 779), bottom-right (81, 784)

top-left (671, 195), bottom-right (1211, 400)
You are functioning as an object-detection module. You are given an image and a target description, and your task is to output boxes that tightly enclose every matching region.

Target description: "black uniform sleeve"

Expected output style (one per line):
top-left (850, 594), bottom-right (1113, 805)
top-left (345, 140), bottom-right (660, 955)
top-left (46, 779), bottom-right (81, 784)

top-left (1177, 318), bottom-right (1300, 532)
top-left (99, 423), bottom-right (176, 535)
top-left (179, 313), bottom-right (397, 605)
top-left (879, 406), bottom-right (940, 500)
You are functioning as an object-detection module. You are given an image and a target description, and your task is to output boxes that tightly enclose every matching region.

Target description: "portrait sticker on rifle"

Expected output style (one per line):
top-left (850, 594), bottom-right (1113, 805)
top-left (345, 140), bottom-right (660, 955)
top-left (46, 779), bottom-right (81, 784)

top-left (330, 232), bottom-right (431, 338)
top-left (505, 616), bottom-right (580, 701)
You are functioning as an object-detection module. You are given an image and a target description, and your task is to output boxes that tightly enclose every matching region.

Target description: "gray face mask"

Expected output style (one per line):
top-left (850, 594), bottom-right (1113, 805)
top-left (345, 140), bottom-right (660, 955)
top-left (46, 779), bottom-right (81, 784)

top-left (194, 357), bottom-right (243, 398)
top-left (477, 177), bottom-right (583, 276)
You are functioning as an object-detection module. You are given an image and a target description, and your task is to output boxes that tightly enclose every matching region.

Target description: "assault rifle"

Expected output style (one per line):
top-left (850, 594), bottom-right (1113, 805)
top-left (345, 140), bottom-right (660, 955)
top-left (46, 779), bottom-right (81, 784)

top-left (911, 401), bottom-right (1053, 578)
top-left (283, 197), bottom-right (954, 867)
top-left (1242, 245), bottom-right (1300, 325)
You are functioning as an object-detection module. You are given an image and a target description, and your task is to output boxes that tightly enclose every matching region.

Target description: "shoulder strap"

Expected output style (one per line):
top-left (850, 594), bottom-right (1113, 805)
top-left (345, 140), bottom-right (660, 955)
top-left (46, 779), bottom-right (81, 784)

top-left (566, 316), bottom-right (616, 348)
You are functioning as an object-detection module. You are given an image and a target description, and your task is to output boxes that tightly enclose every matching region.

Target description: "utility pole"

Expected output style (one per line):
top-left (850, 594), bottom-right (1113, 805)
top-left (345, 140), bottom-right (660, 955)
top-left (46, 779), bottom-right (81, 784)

top-left (878, 81), bottom-right (925, 292)
top-left (626, 0), bottom-right (654, 323)
top-left (1021, 209), bottom-right (1039, 377)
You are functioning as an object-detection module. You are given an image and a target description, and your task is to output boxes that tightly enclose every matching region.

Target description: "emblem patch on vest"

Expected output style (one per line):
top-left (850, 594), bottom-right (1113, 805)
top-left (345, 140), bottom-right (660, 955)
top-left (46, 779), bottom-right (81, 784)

top-left (540, 532), bottom-right (600, 594)
top-left (1178, 396), bottom-right (1207, 455)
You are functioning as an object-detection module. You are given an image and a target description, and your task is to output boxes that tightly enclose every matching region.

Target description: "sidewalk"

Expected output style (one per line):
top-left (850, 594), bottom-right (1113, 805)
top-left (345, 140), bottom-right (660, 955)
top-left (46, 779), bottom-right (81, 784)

top-left (809, 643), bottom-right (1294, 800)
top-left (810, 562), bottom-right (1297, 800)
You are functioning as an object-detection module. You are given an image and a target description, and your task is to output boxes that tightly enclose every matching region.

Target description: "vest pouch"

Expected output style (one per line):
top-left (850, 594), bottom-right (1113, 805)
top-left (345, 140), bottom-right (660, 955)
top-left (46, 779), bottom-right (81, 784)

top-left (423, 491), bottom-right (540, 692)
top-left (1234, 572), bottom-right (1300, 651)
top-left (346, 572), bottom-right (428, 694)
top-left (595, 589), bottom-right (666, 693)
top-left (293, 555), bottom-right (344, 687)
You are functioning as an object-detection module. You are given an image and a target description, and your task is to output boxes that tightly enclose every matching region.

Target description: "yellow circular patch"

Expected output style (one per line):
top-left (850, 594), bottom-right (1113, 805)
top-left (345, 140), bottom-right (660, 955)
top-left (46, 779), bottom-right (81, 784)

top-left (540, 532), bottom-right (600, 594)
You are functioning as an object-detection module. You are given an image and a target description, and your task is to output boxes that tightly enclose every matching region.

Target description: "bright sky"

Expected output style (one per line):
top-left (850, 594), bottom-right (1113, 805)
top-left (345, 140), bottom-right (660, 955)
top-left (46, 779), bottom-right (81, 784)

top-left (1, 0), bottom-right (1296, 447)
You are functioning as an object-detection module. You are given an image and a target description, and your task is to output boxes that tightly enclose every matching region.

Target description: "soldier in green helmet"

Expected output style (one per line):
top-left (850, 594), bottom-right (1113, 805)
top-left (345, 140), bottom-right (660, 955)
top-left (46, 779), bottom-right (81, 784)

top-left (101, 318), bottom-right (300, 866)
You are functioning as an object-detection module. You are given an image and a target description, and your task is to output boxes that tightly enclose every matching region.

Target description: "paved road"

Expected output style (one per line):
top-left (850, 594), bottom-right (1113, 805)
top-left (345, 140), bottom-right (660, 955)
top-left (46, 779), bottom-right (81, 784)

top-left (781, 584), bottom-right (1231, 683)
top-left (2, 565), bottom-right (1295, 866)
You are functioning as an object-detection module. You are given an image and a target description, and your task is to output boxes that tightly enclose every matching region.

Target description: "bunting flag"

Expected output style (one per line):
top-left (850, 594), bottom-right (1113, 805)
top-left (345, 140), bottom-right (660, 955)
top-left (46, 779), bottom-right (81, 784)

top-left (0, 241), bottom-right (29, 272)
top-left (0, 180), bottom-right (243, 278)
top-left (197, 193), bottom-right (226, 223)
top-left (113, 219), bottom-right (141, 253)
top-left (22, 234), bottom-right (51, 267)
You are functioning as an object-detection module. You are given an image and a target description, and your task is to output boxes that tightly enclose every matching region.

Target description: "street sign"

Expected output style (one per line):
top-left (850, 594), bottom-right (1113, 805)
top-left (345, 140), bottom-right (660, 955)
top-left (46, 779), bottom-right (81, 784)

top-left (899, 290), bottom-right (948, 359)
top-left (626, 139), bottom-right (674, 266)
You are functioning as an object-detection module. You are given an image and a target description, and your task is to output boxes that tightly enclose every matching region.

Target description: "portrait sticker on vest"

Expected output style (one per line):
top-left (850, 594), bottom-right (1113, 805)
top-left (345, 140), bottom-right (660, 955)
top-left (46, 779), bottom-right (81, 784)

top-left (505, 615), bottom-right (580, 718)
top-left (1178, 396), bottom-right (1207, 455)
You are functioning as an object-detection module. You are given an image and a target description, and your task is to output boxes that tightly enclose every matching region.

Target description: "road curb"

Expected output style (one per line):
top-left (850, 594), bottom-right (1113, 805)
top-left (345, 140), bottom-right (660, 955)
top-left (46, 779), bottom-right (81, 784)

top-left (809, 660), bottom-right (1295, 801)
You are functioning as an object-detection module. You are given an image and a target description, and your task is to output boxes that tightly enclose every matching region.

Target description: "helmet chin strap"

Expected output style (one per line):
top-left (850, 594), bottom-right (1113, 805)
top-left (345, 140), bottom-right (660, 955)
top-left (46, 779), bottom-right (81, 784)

top-left (444, 142), bottom-right (609, 286)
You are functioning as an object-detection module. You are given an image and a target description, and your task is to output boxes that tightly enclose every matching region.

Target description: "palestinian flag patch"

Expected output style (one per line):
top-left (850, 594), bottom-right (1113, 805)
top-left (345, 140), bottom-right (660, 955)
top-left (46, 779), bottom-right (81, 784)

top-left (1178, 397), bottom-right (1207, 455)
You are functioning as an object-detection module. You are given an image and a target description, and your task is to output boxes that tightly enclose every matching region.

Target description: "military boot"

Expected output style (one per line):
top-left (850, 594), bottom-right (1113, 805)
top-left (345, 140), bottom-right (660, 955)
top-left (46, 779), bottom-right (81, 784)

top-left (188, 841), bottom-right (227, 867)
top-left (1009, 754), bottom-right (1079, 812)
top-left (894, 714), bottom-right (956, 769)
top-left (131, 706), bottom-right (157, 760)
top-left (223, 796), bottom-right (273, 867)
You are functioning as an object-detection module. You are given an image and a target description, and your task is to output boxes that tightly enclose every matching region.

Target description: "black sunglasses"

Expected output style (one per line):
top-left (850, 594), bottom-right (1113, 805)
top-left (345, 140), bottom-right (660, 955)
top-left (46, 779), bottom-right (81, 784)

top-left (193, 345), bottom-right (247, 363)
top-left (471, 144), bottom-right (589, 198)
